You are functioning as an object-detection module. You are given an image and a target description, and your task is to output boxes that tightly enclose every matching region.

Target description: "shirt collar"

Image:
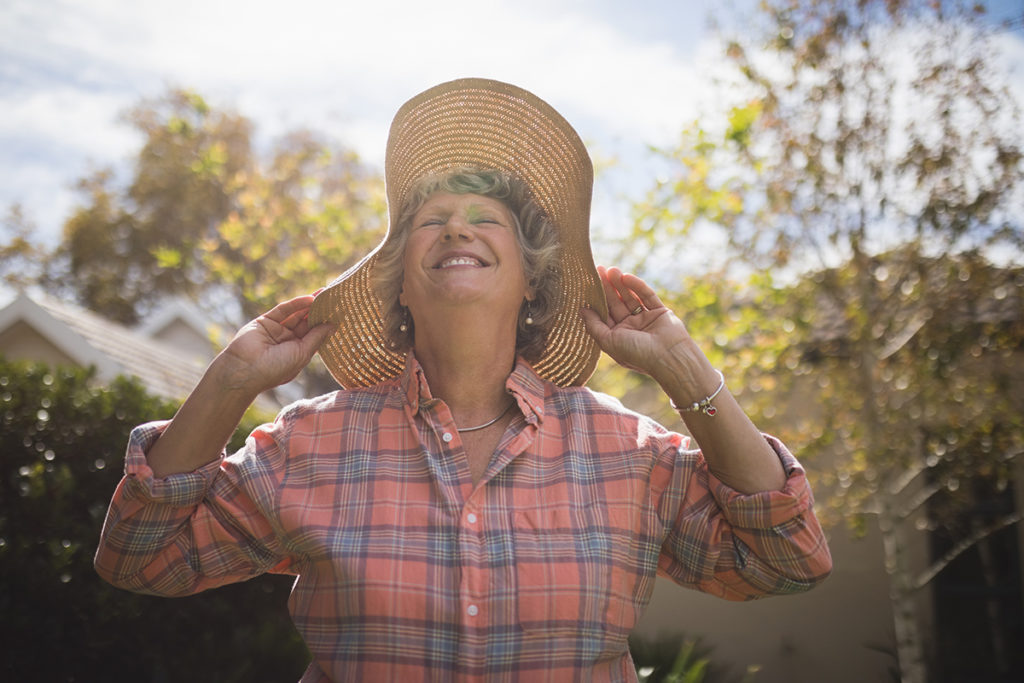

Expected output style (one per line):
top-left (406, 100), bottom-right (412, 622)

top-left (505, 357), bottom-right (546, 426)
top-left (400, 352), bottom-right (431, 415)
top-left (399, 351), bottom-right (546, 425)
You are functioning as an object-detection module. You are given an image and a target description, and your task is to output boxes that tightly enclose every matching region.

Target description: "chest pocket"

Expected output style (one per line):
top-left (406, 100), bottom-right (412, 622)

top-left (511, 505), bottom-right (643, 642)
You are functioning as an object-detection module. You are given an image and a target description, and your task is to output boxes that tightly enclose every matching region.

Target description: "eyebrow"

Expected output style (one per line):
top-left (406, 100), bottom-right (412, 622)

top-left (415, 200), bottom-right (508, 224)
top-left (466, 204), bottom-right (507, 221)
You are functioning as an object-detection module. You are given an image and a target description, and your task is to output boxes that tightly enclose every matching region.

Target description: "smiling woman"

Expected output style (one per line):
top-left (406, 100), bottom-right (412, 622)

top-left (401, 191), bottom-right (527, 340)
top-left (94, 78), bottom-right (831, 682)
top-left (371, 169), bottom-right (561, 360)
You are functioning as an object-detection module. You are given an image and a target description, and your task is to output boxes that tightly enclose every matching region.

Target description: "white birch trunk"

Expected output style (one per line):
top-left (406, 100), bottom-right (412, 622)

top-left (879, 511), bottom-right (928, 683)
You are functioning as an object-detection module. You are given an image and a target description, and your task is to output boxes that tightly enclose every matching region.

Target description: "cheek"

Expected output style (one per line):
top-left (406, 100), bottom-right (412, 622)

top-left (402, 232), bottom-right (431, 266)
top-left (506, 240), bottom-right (530, 288)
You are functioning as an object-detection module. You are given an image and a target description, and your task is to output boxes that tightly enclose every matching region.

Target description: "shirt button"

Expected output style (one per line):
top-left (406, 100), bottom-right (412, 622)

top-left (467, 604), bottom-right (479, 616)
top-left (466, 513), bottom-right (478, 524)
top-left (442, 432), bottom-right (454, 443)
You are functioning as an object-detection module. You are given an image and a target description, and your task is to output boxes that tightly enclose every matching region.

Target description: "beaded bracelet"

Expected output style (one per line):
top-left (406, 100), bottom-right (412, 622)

top-left (671, 369), bottom-right (725, 417)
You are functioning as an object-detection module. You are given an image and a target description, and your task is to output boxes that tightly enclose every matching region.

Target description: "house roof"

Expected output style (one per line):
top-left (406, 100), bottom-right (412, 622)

top-left (0, 293), bottom-right (295, 413)
top-left (0, 292), bottom-right (208, 401)
top-left (136, 297), bottom-right (227, 356)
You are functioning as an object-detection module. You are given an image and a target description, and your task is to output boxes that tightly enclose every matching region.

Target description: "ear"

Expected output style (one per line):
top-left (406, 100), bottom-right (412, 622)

top-left (399, 287), bottom-right (407, 307)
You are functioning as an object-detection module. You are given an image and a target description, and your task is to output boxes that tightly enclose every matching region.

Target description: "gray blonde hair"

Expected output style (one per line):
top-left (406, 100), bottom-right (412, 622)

top-left (371, 169), bottom-right (561, 361)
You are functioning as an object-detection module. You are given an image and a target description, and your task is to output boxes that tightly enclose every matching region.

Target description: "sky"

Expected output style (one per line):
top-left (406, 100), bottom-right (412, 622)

top-left (1, 0), bottom-right (732, 243)
top-left (2, 0), bottom-right (1023, 258)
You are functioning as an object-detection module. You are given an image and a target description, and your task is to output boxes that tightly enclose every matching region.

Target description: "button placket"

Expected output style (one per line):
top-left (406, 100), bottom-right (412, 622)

top-left (458, 498), bottom-right (489, 627)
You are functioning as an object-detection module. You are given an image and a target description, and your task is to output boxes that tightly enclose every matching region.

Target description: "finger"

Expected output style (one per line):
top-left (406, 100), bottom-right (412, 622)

top-left (289, 315), bottom-right (312, 339)
top-left (579, 306), bottom-right (611, 345)
top-left (264, 295), bottom-right (315, 324)
top-left (608, 267), bottom-right (642, 311)
top-left (280, 306), bottom-right (313, 332)
top-left (619, 272), bottom-right (664, 310)
top-left (298, 322), bottom-right (335, 357)
top-left (599, 266), bottom-right (634, 320)
top-left (604, 266), bottom-right (644, 317)
top-left (291, 309), bottom-right (334, 339)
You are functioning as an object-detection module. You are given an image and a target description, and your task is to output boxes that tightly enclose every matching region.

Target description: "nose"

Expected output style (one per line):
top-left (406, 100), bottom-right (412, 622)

top-left (441, 216), bottom-right (473, 242)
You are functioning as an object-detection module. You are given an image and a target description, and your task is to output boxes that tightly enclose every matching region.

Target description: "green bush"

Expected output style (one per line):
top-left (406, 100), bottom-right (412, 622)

top-left (630, 632), bottom-right (760, 683)
top-left (0, 358), bottom-right (308, 682)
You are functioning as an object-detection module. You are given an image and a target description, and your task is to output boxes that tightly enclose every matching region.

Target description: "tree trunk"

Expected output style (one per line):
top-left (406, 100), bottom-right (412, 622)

top-left (880, 510), bottom-right (928, 683)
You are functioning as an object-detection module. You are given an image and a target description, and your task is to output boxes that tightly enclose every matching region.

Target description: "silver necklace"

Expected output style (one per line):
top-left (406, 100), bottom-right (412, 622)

top-left (457, 402), bottom-right (514, 432)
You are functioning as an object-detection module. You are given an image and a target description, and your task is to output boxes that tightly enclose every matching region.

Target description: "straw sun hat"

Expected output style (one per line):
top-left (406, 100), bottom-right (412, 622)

top-left (309, 77), bottom-right (607, 388)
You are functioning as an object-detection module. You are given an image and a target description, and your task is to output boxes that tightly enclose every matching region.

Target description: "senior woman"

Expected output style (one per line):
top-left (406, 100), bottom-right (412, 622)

top-left (96, 78), bottom-right (831, 682)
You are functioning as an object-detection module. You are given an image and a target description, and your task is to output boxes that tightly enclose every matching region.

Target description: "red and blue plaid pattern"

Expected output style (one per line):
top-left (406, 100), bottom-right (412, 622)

top-left (96, 356), bottom-right (831, 682)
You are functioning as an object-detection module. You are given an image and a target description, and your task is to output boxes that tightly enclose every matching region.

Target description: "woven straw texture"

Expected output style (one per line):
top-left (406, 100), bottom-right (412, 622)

top-left (309, 78), bottom-right (607, 388)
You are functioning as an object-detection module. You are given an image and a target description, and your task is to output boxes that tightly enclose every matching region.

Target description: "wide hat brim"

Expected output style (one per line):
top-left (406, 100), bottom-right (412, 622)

top-left (309, 77), bottom-right (607, 388)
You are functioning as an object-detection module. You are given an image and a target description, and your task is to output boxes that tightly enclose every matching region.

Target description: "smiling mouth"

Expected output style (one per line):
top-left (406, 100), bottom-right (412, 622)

top-left (436, 256), bottom-right (487, 269)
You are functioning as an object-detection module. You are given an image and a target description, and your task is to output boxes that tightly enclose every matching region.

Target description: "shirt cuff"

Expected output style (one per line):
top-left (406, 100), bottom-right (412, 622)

top-left (704, 434), bottom-right (815, 530)
top-left (119, 421), bottom-right (224, 507)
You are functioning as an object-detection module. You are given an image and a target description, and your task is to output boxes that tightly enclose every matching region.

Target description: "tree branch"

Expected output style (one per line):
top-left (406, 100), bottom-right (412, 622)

top-left (896, 480), bottom-right (944, 521)
top-left (879, 310), bottom-right (930, 359)
top-left (1000, 448), bottom-right (1023, 465)
top-left (887, 453), bottom-right (929, 498)
top-left (912, 510), bottom-right (1024, 590)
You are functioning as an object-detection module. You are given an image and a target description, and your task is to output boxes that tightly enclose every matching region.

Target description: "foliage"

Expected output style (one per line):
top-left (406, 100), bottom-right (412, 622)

top-left (670, 254), bottom-right (1024, 534)
top-left (620, 1), bottom-right (1024, 681)
top-left (630, 632), bottom-right (760, 683)
top-left (0, 205), bottom-right (48, 290)
top-left (52, 90), bottom-right (253, 324)
top-left (632, 1), bottom-right (1021, 273)
top-left (0, 357), bottom-right (308, 682)
top-left (17, 88), bottom-right (387, 328)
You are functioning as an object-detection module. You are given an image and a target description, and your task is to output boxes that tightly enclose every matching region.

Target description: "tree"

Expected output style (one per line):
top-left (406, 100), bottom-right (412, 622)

top-left (0, 205), bottom-right (47, 290)
top-left (24, 89), bottom-right (387, 329)
top-left (198, 127), bottom-right (386, 323)
top-left (52, 90), bottom-right (254, 324)
top-left (617, 1), bottom-right (1024, 681)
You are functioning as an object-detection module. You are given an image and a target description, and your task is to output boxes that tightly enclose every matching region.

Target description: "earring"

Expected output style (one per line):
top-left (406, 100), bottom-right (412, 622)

top-left (524, 302), bottom-right (534, 326)
top-left (399, 308), bottom-right (409, 333)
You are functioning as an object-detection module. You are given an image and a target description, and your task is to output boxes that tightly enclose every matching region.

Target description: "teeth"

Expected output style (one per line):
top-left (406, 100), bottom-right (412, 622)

top-left (439, 257), bottom-right (482, 268)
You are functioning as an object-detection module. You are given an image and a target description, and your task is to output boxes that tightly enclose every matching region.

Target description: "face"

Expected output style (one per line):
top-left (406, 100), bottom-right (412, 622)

top-left (399, 192), bottom-right (531, 321)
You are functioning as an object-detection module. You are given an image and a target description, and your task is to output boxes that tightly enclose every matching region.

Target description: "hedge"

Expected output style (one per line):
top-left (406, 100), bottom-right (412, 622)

top-left (0, 358), bottom-right (308, 682)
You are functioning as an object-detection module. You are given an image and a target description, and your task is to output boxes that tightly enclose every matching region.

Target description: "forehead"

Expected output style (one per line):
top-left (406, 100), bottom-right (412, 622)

top-left (415, 192), bottom-right (513, 216)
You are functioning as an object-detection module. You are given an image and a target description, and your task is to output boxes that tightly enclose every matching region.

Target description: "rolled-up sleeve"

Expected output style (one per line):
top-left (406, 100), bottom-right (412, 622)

top-left (94, 419), bottom-right (291, 597)
top-left (653, 434), bottom-right (832, 600)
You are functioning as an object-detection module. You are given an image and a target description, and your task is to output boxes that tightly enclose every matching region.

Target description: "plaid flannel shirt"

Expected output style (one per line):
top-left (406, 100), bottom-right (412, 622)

top-left (95, 355), bottom-right (831, 682)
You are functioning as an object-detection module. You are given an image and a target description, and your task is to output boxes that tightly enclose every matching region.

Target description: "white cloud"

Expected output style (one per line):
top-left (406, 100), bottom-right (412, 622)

top-left (4, 0), bottom-right (1020, 279)
top-left (3, 87), bottom-right (140, 160)
top-left (0, 85), bottom-right (142, 241)
top-left (2, 0), bottom-right (729, 237)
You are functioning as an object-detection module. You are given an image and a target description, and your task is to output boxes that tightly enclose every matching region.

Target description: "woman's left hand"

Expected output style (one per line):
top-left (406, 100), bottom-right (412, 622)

top-left (582, 265), bottom-right (788, 493)
top-left (580, 266), bottom-right (694, 382)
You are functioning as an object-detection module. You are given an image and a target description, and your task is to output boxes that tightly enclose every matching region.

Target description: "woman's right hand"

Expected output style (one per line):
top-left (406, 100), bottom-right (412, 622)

top-left (145, 295), bottom-right (333, 478)
top-left (213, 295), bottom-right (335, 398)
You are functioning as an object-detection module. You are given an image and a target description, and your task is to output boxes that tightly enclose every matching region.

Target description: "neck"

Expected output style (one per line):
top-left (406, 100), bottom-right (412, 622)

top-left (412, 308), bottom-right (518, 425)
